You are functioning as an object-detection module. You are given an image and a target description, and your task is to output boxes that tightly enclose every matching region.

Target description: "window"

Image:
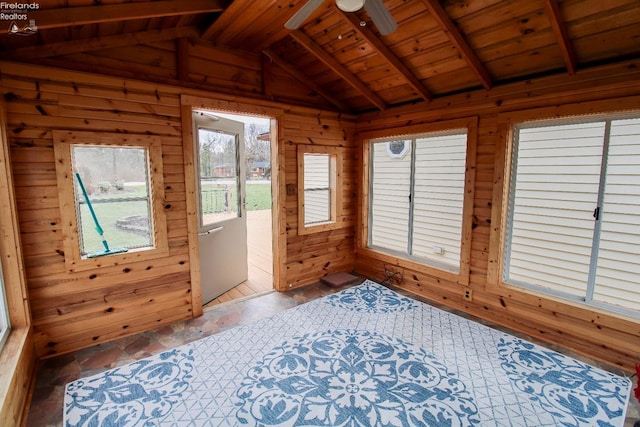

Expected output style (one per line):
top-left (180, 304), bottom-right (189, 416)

top-left (505, 114), bottom-right (640, 317)
top-left (73, 146), bottom-right (153, 256)
top-left (303, 154), bottom-right (332, 224)
top-left (54, 131), bottom-right (168, 272)
top-left (297, 145), bottom-right (343, 234)
top-left (368, 129), bottom-right (470, 273)
top-left (0, 262), bottom-right (9, 351)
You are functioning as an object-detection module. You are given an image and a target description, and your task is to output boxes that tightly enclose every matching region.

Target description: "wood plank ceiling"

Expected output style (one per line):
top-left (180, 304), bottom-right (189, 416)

top-left (1, 0), bottom-right (639, 114)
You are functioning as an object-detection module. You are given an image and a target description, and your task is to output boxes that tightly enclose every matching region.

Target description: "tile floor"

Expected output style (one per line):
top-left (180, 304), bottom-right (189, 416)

top-left (26, 281), bottom-right (640, 427)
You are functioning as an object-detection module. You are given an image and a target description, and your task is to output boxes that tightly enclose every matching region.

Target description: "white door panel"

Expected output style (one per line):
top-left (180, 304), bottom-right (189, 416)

top-left (193, 112), bottom-right (248, 305)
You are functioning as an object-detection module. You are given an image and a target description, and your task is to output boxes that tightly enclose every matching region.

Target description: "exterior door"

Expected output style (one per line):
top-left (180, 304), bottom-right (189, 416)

top-left (193, 112), bottom-right (248, 305)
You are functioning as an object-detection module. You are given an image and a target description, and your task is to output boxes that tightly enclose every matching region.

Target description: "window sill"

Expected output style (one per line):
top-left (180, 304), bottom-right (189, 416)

top-left (64, 246), bottom-right (170, 273)
top-left (357, 246), bottom-right (468, 286)
top-left (0, 327), bottom-right (34, 423)
top-left (298, 220), bottom-right (348, 235)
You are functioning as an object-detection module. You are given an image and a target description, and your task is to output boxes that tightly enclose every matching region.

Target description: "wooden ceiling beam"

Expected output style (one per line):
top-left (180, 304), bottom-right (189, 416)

top-left (542, 0), bottom-right (577, 74)
top-left (420, 0), bottom-right (492, 90)
top-left (263, 49), bottom-right (350, 112)
top-left (289, 29), bottom-right (387, 110)
top-left (337, 7), bottom-right (432, 102)
top-left (27, 0), bottom-right (226, 31)
top-left (4, 27), bottom-right (198, 61)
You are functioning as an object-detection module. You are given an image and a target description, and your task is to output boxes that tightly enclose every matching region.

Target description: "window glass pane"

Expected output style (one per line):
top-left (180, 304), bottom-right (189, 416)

top-left (370, 140), bottom-right (411, 253)
top-left (506, 122), bottom-right (604, 296)
top-left (72, 146), bottom-right (153, 257)
top-left (595, 118), bottom-right (640, 311)
top-left (77, 200), bottom-right (152, 255)
top-left (198, 128), bottom-right (240, 226)
top-left (0, 260), bottom-right (9, 351)
top-left (412, 133), bottom-right (467, 269)
top-left (304, 154), bottom-right (330, 225)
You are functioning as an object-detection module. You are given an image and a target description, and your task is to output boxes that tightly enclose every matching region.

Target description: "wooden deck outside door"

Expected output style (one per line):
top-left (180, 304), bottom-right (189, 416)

top-left (193, 112), bottom-right (248, 305)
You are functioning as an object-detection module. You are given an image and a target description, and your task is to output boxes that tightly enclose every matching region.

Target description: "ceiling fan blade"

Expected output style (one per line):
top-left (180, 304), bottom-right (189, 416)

top-left (285, 0), bottom-right (326, 30)
top-left (364, 0), bottom-right (398, 35)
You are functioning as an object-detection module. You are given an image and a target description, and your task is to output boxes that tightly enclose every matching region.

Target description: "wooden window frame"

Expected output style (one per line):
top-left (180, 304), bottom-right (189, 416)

top-left (53, 131), bottom-right (169, 273)
top-left (297, 145), bottom-right (344, 235)
top-left (358, 117), bottom-right (478, 286)
top-left (1, 101), bottom-right (33, 425)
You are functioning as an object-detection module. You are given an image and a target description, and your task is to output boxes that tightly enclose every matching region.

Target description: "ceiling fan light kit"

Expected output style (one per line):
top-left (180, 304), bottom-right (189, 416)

top-left (286, 0), bottom-right (397, 35)
top-left (336, 0), bottom-right (365, 12)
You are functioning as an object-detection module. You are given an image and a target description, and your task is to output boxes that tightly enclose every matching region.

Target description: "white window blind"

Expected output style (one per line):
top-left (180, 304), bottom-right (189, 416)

top-left (370, 141), bottom-right (411, 253)
top-left (506, 116), bottom-right (640, 316)
top-left (303, 153), bottom-right (331, 225)
top-left (369, 131), bottom-right (467, 271)
top-left (594, 118), bottom-right (640, 311)
top-left (507, 122), bottom-right (604, 295)
top-left (412, 134), bottom-right (467, 268)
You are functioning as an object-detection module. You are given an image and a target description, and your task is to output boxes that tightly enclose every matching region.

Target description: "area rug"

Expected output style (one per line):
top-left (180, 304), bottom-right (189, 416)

top-left (64, 280), bottom-right (631, 426)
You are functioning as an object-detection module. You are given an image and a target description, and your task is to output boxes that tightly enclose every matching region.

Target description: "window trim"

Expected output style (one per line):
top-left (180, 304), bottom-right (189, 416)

top-left (297, 145), bottom-right (344, 235)
top-left (53, 131), bottom-right (169, 273)
top-left (358, 117), bottom-right (478, 286)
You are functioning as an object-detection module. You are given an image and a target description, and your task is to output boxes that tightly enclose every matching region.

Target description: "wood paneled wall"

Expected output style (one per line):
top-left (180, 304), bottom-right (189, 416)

top-left (31, 39), bottom-right (333, 112)
top-left (1, 63), bottom-right (193, 358)
top-left (1, 55), bottom-right (638, 375)
top-left (355, 60), bottom-right (640, 371)
top-left (0, 61), bottom-right (357, 358)
top-left (0, 101), bottom-right (35, 427)
top-left (280, 113), bottom-right (357, 289)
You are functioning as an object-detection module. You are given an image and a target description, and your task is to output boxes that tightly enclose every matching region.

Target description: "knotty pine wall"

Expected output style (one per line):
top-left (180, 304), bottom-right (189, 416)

top-left (354, 60), bottom-right (640, 372)
top-left (0, 61), bottom-right (357, 358)
top-left (30, 38), bottom-right (334, 112)
top-left (2, 64), bottom-right (193, 358)
top-left (280, 113), bottom-right (357, 289)
top-left (0, 101), bottom-right (35, 426)
top-left (1, 55), bottom-right (637, 373)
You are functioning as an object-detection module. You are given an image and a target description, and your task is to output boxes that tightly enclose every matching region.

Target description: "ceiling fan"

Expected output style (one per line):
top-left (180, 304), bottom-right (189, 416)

top-left (285, 0), bottom-right (398, 35)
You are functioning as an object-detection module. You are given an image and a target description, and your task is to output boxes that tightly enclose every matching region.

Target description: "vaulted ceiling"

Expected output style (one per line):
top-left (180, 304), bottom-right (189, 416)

top-left (1, 0), bottom-right (639, 114)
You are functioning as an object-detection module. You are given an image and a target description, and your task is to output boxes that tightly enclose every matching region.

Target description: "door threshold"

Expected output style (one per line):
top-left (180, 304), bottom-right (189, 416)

top-left (203, 289), bottom-right (275, 311)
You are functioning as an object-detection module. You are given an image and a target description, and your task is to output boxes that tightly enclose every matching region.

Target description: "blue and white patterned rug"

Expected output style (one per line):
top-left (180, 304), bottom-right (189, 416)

top-left (64, 280), bottom-right (631, 426)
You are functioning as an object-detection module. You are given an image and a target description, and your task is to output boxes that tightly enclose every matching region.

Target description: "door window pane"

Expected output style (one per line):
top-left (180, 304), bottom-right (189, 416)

top-left (198, 128), bottom-right (240, 226)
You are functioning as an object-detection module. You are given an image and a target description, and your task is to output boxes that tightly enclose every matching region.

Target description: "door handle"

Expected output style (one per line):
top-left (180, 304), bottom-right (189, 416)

top-left (198, 226), bottom-right (223, 237)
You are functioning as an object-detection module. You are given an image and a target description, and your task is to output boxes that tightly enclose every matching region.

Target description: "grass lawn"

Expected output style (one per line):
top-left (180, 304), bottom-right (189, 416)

top-left (79, 200), bottom-right (151, 255)
top-left (246, 182), bottom-right (272, 210)
top-left (79, 181), bottom-right (272, 256)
